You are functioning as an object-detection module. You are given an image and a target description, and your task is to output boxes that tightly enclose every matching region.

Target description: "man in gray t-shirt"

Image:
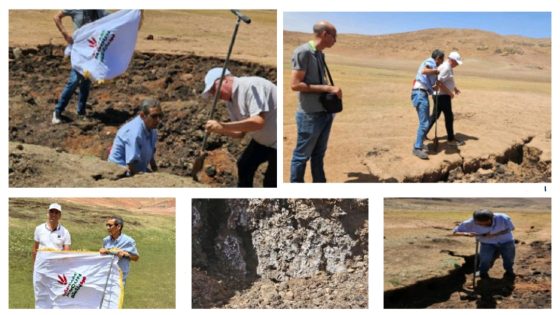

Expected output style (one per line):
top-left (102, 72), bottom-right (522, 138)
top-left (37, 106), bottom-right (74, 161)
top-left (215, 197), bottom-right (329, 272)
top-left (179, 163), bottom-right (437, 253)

top-left (202, 67), bottom-right (277, 187)
top-left (52, 10), bottom-right (108, 124)
top-left (289, 20), bottom-right (341, 183)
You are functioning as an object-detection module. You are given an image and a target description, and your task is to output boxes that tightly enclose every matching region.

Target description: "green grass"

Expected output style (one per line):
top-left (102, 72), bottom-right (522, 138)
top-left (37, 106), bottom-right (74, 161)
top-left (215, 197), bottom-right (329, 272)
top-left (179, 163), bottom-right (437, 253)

top-left (9, 199), bottom-right (175, 309)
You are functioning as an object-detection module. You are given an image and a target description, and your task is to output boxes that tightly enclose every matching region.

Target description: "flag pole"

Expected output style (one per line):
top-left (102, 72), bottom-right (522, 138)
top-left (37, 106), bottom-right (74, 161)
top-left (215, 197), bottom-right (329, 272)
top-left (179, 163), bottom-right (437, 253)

top-left (99, 254), bottom-right (117, 309)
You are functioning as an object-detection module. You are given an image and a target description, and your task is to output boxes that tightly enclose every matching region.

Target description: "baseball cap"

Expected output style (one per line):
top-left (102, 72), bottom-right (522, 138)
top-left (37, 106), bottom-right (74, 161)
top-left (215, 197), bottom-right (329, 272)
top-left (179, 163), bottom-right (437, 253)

top-left (48, 203), bottom-right (62, 212)
top-left (201, 67), bottom-right (231, 98)
top-left (449, 51), bottom-right (463, 65)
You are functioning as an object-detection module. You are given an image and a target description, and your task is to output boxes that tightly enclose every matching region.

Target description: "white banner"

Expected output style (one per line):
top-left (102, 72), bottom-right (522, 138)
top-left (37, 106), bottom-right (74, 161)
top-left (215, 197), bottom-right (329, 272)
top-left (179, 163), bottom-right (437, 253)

top-left (33, 251), bottom-right (123, 309)
top-left (69, 10), bottom-right (141, 81)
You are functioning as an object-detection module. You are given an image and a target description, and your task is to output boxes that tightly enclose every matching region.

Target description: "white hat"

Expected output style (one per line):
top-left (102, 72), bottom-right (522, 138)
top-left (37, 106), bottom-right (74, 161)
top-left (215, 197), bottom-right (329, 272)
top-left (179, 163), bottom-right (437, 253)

top-left (449, 51), bottom-right (463, 65)
top-left (48, 203), bottom-right (62, 212)
top-left (201, 67), bottom-right (231, 98)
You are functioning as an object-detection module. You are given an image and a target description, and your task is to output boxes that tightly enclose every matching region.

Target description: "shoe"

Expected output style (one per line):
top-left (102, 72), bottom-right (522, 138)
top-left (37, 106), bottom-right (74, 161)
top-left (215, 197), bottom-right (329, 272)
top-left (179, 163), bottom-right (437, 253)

top-left (448, 139), bottom-right (465, 146)
top-left (76, 114), bottom-right (90, 122)
top-left (479, 272), bottom-right (490, 279)
top-left (503, 271), bottom-right (516, 279)
top-left (422, 144), bottom-right (430, 153)
top-left (52, 111), bottom-right (62, 124)
top-left (413, 148), bottom-right (429, 160)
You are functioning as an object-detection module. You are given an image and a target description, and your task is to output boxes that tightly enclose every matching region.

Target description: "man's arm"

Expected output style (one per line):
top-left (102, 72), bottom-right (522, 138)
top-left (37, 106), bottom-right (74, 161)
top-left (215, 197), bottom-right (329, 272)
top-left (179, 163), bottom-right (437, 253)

top-left (53, 11), bottom-right (73, 44)
top-left (206, 113), bottom-right (266, 138)
top-left (117, 250), bottom-right (139, 261)
top-left (32, 241), bottom-right (39, 262)
top-left (290, 70), bottom-right (342, 99)
top-left (421, 66), bottom-right (439, 76)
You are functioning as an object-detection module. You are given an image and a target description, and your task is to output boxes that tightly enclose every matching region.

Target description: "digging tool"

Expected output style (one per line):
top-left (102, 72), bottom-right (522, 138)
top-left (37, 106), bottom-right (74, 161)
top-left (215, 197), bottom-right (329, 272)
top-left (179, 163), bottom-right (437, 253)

top-left (473, 239), bottom-right (480, 290)
top-left (432, 88), bottom-right (439, 150)
top-left (191, 10), bottom-right (251, 180)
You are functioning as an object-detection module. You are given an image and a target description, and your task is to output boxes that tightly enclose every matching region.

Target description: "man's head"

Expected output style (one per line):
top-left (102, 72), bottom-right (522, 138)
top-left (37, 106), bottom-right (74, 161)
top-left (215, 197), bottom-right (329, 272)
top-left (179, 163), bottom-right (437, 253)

top-left (47, 203), bottom-right (62, 225)
top-left (139, 98), bottom-right (162, 130)
top-left (202, 67), bottom-right (234, 101)
top-left (313, 20), bottom-right (337, 50)
top-left (448, 51), bottom-right (463, 68)
top-left (431, 49), bottom-right (445, 66)
top-left (473, 209), bottom-right (494, 227)
top-left (106, 216), bottom-right (124, 239)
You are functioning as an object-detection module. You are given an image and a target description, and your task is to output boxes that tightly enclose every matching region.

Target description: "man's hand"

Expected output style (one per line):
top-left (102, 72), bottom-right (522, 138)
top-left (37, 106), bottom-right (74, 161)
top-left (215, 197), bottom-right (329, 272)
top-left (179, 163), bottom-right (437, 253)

top-left (99, 248), bottom-right (110, 255)
top-left (329, 86), bottom-right (342, 99)
top-left (117, 250), bottom-right (128, 258)
top-left (454, 87), bottom-right (461, 96)
top-left (205, 120), bottom-right (223, 134)
top-left (63, 33), bottom-right (74, 45)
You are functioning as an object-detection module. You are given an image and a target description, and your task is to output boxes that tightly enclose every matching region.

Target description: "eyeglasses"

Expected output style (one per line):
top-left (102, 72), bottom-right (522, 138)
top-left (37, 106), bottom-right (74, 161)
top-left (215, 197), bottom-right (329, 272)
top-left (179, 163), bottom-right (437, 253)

top-left (149, 113), bottom-right (163, 119)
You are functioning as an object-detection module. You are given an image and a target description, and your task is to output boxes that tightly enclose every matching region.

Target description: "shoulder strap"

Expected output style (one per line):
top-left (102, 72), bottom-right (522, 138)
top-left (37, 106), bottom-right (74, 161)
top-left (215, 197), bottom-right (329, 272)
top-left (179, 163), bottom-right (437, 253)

top-left (317, 53), bottom-right (335, 86)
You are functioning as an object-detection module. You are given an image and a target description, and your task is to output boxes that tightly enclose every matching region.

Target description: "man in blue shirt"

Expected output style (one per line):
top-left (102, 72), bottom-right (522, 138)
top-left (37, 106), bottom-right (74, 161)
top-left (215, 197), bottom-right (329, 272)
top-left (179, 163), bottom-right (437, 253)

top-left (411, 49), bottom-right (444, 160)
top-left (52, 10), bottom-right (108, 124)
top-left (453, 209), bottom-right (516, 279)
top-left (108, 99), bottom-right (162, 175)
top-left (99, 216), bottom-right (139, 285)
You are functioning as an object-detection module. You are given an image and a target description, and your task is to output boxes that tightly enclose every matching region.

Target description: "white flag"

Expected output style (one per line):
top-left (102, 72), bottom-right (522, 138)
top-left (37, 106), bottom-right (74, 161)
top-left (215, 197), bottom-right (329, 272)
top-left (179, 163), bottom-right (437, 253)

top-left (34, 251), bottom-right (123, 309)
top-left (69, 10), bottom-right (141, 81)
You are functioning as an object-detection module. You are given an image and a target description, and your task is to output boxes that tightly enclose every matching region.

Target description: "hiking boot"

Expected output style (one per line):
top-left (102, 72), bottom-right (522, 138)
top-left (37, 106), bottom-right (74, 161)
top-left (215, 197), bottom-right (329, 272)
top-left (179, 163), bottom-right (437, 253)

top-left (52, 111), bottom-right (62, 124)
top-left (448, 139), bottom-right (465, 146)
top-left (413, 148), bottom-right (429, 160)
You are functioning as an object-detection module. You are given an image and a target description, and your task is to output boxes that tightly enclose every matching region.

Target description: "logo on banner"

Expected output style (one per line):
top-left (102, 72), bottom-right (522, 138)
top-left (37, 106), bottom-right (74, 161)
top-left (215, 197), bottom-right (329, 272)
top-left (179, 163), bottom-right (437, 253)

top-left (57, 272), bottom-right (87, 298)
top-left (89, 30), bottom-right (116, 62)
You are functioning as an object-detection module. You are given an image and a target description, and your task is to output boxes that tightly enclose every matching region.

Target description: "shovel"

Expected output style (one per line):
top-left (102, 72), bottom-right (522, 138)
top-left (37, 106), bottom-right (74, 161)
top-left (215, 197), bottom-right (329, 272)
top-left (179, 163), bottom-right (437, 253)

top-left (191, 10), bottom-right (251, 180)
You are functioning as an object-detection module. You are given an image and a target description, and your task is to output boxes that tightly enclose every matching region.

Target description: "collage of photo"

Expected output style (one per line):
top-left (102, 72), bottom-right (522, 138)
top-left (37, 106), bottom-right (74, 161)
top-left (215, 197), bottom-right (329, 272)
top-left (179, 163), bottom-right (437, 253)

top-left (3, 2), bottom-right (554, 312)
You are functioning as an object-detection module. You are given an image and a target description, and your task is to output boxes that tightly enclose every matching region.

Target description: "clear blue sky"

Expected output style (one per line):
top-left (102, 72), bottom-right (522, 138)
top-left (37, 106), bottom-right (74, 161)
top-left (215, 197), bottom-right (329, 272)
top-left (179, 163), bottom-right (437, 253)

top-left (284, 12), bottom-right (550, 38)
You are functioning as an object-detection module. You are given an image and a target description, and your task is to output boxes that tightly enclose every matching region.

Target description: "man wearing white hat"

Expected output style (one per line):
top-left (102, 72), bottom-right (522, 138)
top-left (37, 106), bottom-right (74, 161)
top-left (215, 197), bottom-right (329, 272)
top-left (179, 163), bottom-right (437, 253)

top-left (32, 203), bottom-right (72, 262)
top-left (426, 51), bottom-right (464, 146)
top-left (201, 67), bottom-right (277, 187)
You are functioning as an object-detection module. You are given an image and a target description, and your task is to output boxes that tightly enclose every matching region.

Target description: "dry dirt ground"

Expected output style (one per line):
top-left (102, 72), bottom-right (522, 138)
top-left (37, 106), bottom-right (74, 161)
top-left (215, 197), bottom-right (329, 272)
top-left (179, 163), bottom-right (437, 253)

top-left (283, 29), bottom-right (550, 182)
top-left (384, 198), bottom-right (551, 309)
top-left (8, 10), bottom-right (276, 187)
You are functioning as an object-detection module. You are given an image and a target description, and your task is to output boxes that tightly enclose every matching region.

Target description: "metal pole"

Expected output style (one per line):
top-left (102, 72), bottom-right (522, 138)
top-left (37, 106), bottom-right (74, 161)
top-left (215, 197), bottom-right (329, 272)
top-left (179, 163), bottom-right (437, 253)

top-left (99, 254), bottom-right (117, 309)
top-left (473, 239), bottom-right (479, 290)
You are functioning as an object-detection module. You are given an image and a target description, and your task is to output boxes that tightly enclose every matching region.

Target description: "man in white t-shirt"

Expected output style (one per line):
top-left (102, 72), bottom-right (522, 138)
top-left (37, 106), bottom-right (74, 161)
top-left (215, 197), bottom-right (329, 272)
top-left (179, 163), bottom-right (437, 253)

top-left (202, 67), bottom-right (277, 187)
top-left (32, 203), bottom-right (72, 262)
top-left (426, 51), bottom-right (465, 146)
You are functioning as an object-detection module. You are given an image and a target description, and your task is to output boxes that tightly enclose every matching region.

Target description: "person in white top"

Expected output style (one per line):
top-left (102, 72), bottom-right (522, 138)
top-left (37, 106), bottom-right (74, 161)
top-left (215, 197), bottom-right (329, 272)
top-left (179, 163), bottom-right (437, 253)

top-left (426, 51), bottom-right (465, 147)
top-left (32, 203), bottom-right (71, 262)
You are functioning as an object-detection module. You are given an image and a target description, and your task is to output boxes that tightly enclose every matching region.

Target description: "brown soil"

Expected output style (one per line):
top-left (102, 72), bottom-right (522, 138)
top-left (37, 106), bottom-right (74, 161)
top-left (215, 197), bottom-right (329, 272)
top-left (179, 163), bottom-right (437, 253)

top-left (9, 45), bottom-right (275, 187)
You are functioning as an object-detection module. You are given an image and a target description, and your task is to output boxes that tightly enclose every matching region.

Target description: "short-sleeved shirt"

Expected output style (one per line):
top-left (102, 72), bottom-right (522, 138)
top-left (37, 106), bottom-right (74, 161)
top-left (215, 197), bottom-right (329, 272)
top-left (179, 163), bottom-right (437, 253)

top-left (34, 223), bottom-right (71, 250)
top-left (102, 233), bottom-right (139, 282)
top-left (453, 213), bottom-right (515, 244)
top-left (108, 116), bottom-right (158, 173)
top-left (414, 57), bottom-right (438, 93)
top-left (62, 10), bottom-right (109, 30)
top-left (228, 77), bottom-right (277, 149)
top-left (437, 61), bottom-right (456, 95)
top-left (291, 41), bottom-right (327, 113)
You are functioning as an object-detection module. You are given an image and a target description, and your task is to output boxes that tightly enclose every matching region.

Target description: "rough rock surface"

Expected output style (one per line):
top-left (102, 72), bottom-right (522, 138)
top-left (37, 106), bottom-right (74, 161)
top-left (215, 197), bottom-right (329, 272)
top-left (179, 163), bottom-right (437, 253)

top-left (192, 199), bottom-right (368, 308)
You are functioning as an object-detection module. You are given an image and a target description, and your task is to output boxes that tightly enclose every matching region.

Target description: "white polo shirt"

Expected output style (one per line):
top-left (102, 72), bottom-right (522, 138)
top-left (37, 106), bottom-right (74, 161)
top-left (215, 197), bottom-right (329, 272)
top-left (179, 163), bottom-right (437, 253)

top-left (34, 223), bottom-right (71, 250)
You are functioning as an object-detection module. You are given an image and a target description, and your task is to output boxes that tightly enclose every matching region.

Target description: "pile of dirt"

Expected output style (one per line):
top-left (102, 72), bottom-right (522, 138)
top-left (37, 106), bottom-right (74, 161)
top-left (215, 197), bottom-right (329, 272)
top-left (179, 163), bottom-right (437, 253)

top-left (192, 199), bottom-right (368, 309)
top-left (9, 45), bottom-right (276, 187)
top-left (385, 239), bottom-right (551, 309)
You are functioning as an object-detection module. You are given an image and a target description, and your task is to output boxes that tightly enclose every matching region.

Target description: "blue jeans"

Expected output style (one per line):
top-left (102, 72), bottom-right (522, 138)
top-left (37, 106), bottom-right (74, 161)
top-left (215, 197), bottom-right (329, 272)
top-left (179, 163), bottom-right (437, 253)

top-left (290, 111), bottom-right (334, 183)
top-left (411, 89), bottom-right (430, 149)
top-left (55, 69), bottom-right (91, 115)
top-left (478, 241), bottom-right (515, 275)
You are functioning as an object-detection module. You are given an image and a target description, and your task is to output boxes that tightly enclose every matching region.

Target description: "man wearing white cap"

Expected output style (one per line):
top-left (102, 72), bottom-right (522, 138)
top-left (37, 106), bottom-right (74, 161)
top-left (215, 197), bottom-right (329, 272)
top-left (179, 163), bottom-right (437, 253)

top-left (32, 203), bottom-right (71, 262)
top-left (426, 51), bottom-right (464, 146)
top-left (201, 67), bottom-right (277, 187)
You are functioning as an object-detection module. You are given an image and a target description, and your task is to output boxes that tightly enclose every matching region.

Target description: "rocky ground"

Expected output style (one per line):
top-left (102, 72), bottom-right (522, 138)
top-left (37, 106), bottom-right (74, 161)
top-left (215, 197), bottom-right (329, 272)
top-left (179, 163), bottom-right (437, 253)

top-left (192, 199), bottom-right (368, 308)
top-left (9, 45), bottom-right (276, 187)
top-left (384, 239), bottom-right (551, 309)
